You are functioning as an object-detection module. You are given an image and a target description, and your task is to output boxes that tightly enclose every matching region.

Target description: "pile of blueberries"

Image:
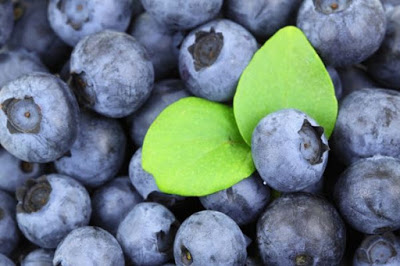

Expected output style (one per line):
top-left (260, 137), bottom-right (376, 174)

top-left (0, 0), bottom-right (400, 265)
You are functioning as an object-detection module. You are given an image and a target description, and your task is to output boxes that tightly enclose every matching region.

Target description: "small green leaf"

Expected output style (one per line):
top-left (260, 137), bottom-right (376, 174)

top-left (234, 26), bottom-right (338, 145)
top-left (142, 97), bottom-right (255, 196)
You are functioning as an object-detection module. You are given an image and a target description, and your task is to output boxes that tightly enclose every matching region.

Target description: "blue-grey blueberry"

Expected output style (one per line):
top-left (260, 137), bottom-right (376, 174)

top-left (336, 65), bottom-right (378, 99)
top-left (0, 73), bottom-right (79, 163)
top-left (54, 111), bottom-right (126, 187)
top-left (127, 79), bottom-right (190, 146)
top-left (252, 109), bottom-right (329, 192)
top-left (334, 156), bottom-right (400, 234)
top-left (117, 202), bottom-right (180, 266)
top-left (174, 210), bottom-right (247, 266)
top-left (0, 254), bottom-right (15, 266)
top-left (332, 88), bottom-right (400, 165)
top-left (257, 193), bottom-right (346, 265)
top-left (70, 30), bottom-right (154, 118)
top-left (48, 0), bottom-right (133, 46)
top-left (91, 177), bottom-right (143, 235)
top-left (199, 172), bottom-right (270, 226)
top-left (0, 190), bottom-right (19, 256)
top-left (297, 0), bottom-right (386, 67)
top-left (179, 19), bottom-right (258, 102)
top-left (21, 249), bottom-right (54, 266)
top-left (382, 0), bottom-right (400, 13)
top-left (16, 174), bottom-right (91, 248)
top-left (0, 0), bottom-right (13, 47)
top-left (327, 66), bottom-right (343, 100)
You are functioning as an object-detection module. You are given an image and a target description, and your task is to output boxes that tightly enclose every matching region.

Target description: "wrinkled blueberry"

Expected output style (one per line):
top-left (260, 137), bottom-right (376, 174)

top-left (21, 248), bottom-right (54, 266)
top-left (0, 189), bottom-right (19, 256)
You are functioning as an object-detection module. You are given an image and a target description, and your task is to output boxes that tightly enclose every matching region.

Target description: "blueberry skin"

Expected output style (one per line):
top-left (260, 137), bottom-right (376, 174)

top-left (129, 13), bottom-right (184, 80)
top-left (16, 174), bottom-right (92, 248)
top-left (91, 177), bottom-right (143, 235)
top-left (117, 202), bottom-right (180, 266)
top-left (334, 156), bottom-right (400, 234)
top-left (0, 190), bottom-right (19, 256)
top-left (257, 193), bottom-right (346, 265)
top-left (141, 0), bottom-right (223, 31)
top-left (174, 210), bottom-right (247, 266)
top-left (127, 79), bottom-right (190, 146)
top-left (199, 173), bottom-right (270, 226)
top-left (0, 0), bottom-right (13, 47)
top-left (365, 6), bottom-right (400, 89)
top-left (297, 0), bottom-right (386, 67)
top-left (129, 148), bottom-right (185, 206)
top-left (332, 88), bottom-right (400, 165)
top-left (336, 65), bottom-right (378, 99)
top-left (54, 226), bottom-right (124, 266)
top-left (55, 111), bottom-right (126, 187)
top-left (7, 0), bottom-right (70, 70)
top-left (327, 66), bottom-right (343, 100)
top-left (0, 148), bottom-right (44, 193)
top-left (224, 0), bottom-right (302, 40)
top-left (382, 0), bottom-right (400, 13)
top-left (70, 30), bottom-right (154, 118)
top-left (0, 49), bottom-right (48, 88)
top-left (179, 19), bottom-right (258, 102)
top-left (353, 232), bottom-right (400, 266)
top-left (0, 73), bottom-right (79, 163)
top-left (252, 109), bottom-right (329, 192)
top-left (48, 0), bottom-right (133, 46)
top-left (21, 249), bottom-right (54, 266)
top-left (0, 254), bottom-right (15, 266)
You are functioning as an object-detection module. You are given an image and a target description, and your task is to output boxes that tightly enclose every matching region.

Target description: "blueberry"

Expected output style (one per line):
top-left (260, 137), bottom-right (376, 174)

top-left (297, 0), bottom-right (386, 67)
top-left (117, 202), bottom-right (180, 266)
top-left (332, 88), bottom-right (400, 165)
top-left (0, 253), bottom-right (15, 266)
top-left (301, 175), bottom-right (324, 194)
top-left (336, 65), bottom-right (378, 99)
top-left (173, 210), bottom-right (247, 266)
top-left (0, 73), bottom-right (79, 163)
top-left (0, 190), bottom-right (19, 256)
top-left (224, 0), bottom-right (302, 40)
top-left (353, 232), bottom-right (400, 266)
top-left (257, 193), bottom-right (346, 265)
top-left (0, 0), bottom-right (13, 47)
top-left (365, 6), bottom-right (400, 89)
top-left (382, 0), bottom-right (400, 13)
top-left (21, 249), bottom-right (54, 266)
top-left (179, 19), bottom-right (258, 102)
top-left (54, 226), bottom-right (124, 266)
top-left (54, 111), bottom-right (126, 187)
top-left (0, 49), bottom-right (48, 88)
top-left (129, 148), bottom-right (185, 207)
top-left (16, 174), bottom-right (91, 248)
top-left (127, 79), bottom-right (190, 146)
top-left (7, 0), bottom-right (70, 70)
top-left (129, 13), bottom-right (184, 80)
top-left (70, 30), bottom-right (154, 118)
top-left (252, 109), bottom-right (329, 192)
top-left (140, 0), bottom-right (223, 30)
top-left (48, 0), bottom-right (134, 46)
top-left (0, 147), bottom-right (44, 193)
top-left (334, 156), bottom-right (400, 234)
top-left (199, 172), bottom-right (270, 226)
top-left (91, 177), bottom-right (143, 235)
top-left (327, 66), bottom-right (343, 100)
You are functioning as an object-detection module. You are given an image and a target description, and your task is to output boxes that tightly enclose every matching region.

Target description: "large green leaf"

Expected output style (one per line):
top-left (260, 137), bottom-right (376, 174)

top-left (234, 26), bottom-right (338, 145)
top-left (142, 97), bottom-right (254, 196)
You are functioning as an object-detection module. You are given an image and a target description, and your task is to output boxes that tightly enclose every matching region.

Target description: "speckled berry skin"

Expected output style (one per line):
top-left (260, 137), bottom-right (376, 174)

top-left (117, 202), bottom-right (180, 266)
top-left (0, 190), bottom-right (19, 256)
top-left (54, 226), bottom-right (124, 266)
top-left (0, 73), bottom-right (79, 163)
top-left (297, 0), bottom-right (386, 67)
top-left (179, 19), bottom-right (258, 102)
top-left (199, 173), bottom-right (270, 225)
top-left (140, 0), bottom-right (223, 30)
top-left (0, 254), bottom-right (14, 266)
top-left (48, 0), bottom-right (133, 46)
top-left (334, 156), bottom-right (400, 234)
top-left (257, 193), bottom-right (346, 266)
top-left (16, 174), bottom-right (91, 249)
top-left (174, 210), bottom-right (247, 266)
top-left (54, 111), bottom-right (126, 187)
top-left (332, 88), bottom-right (400, 165)
top-left (252, 109), bottom-right (329, 192)
top-left (21, 249), bottom-right (54, 266)
top-left (0, 0), bottom-right (13, 47)
top-left (70, 30), bottom-right (154, 118)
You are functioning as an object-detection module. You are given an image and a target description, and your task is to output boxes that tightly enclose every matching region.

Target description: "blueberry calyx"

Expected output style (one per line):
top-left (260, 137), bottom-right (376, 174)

top-left (357, 233), bottom-right (398, 264)
top-left (298, 120), bottom-right (329, 165)
top-left (20, 161), bottom-right (33, 173)
top-left (56, 0), bottom-right (90, 31)
top-left (16, 176), bottom-right (52, 214)
top-left (188, 27), bottom-right (224, 71)
top-left (156, 221), bottom-right (179, 254)
top-left (313, 0), bottom-right (352, 14)
top-left (1, 96), bottom-right (42, 134)
top-left (295, 254), bottom-right (314, 266)
top-left (181, 246), bottom-right (193, 265)
top-left (70, 72), bottom-right (95, 106)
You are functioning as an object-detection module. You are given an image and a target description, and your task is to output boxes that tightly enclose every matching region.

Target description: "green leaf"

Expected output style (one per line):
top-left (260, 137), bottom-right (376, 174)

top-left (142, 97), bottom-right (255, 196)
top-left (233, 26), bottom-right (338, 145)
